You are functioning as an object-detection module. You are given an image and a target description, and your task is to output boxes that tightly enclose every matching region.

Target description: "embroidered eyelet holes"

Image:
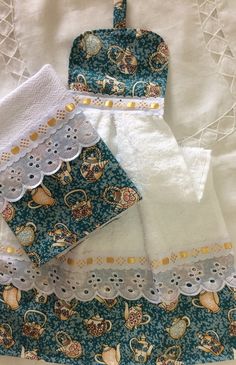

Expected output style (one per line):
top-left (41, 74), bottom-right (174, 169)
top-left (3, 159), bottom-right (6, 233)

top-left (0, 114), bottom-right (99, 211)
top-left (0, 255), bottom-right (235, 302)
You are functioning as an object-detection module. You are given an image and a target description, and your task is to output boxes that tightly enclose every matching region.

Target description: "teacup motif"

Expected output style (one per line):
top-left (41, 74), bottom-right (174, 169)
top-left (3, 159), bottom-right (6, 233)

top-left (80, 147), bottom-right (108, 182)
top-left (28, 184), bottom-right (56, 209)
top-left (21, 347), bottom-right (39, 360)
top-left (22, 310), bottom-right (47, 340)
top-left (70, 74), bottom-right (89, 93)
top-left (156, 345), bottom-right (183, 365)
top-left (228, 308), bottom-right (236, 336)
top-left (97, 75), bottom-right (125, 95)
top-left (103, 186), bottom-right (140, 210)
top-left (132, 81), bottom-right (162, 98)
top-left (124, 303), bottom-right (151, 330)
top-left (64, 189), bottom-right (92, 221)
top-left (0, 323), bottom-right (15, 349)
top-left (159, 299), bottom-right (179, 312)
top-left (15, 222), bottom-right (37, 247)
top-left (197, 330), bottom-right (224, 356)
top-left (96, 296), bottom-right (118, 309)
top-left (95, 344), bottom-right (121, 365)
top-left (56, 331), bottom-right (83, 359)
top-left (0, 285), bottom-right (21, 311)
top-left (108, 46), bottom-right (138, 75)
top-left (84, 314), bottom-right (112, 337)
top-left (52, 161), bottom-right (73, 185)
top-left (49, 223), bottom-right (78, 248)
top-left (192, 291), bottom-right (220, 313)
top-left (166, 316), bottom-right (190, 340)
top-left (1, 202), bottom-right (15, 222)
top-left (130, 334), bottom-right (154, 364)
top-left (54, 299), bottom-right (78, 321)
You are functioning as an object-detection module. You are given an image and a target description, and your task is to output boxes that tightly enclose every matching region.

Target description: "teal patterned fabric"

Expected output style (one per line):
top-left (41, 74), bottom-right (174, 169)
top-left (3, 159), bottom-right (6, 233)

top-left (113, 0), bottom-right (127, 29)
top-left (0, 287), bottom-right (235, 364)
top-left (68, 1), bottom-right (168, 98)
top-left (5, 139), bottom-right (141, 266)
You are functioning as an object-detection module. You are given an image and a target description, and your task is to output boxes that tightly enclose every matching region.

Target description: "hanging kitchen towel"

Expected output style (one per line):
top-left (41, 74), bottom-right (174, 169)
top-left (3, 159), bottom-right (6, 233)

top-left (0, 64), bottom-right (141, 266)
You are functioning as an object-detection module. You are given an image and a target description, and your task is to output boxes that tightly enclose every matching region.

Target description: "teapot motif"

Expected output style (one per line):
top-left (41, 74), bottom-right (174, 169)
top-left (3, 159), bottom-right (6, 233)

top-left (0, 323), bottom-right (15, 349)
top-left (70, 74), bottom-right (89, 93)
top-left (97, 75), bottom-right (125, 95)
top-left (0, 285), bottom-right (21, 310)
top-left (192, 291), bottom-right (220, 313)
top-left (1, 202), bottom-right (15, 222)
top-left (130, 334), bottom-right (153, 363)
top-left (84, 314), bottom-right (112, 337)
top-left (95, 344), bottom-right (121, 365)
top-left (156, 346), bottom-right (183, 365)
top-left (166, 316), bottom-right (190, 340)
top-left (21, 347), bottom-right (39, 360)
top-left (22, 310), bottom-right (47, 340)
top-left (149, 42), bottom-right (169, 73)
top-left (103, 186), bottom-right (140, 210)
top-left (52, 162), bottom-right (73, 186)
top-left (56, 331), bottom-right (83, 359)
top-left (96, 296), bottom-right (118, 309)
top-left (108, 46), bottom-right (138, 75)
top-left (197, 330), bottom-right (224, 356)
top-left (28, 184), bottom-right (56, 209)
top-left (15, 222), bottom-right (37, 247)
top-left (34, 290), bottom-right (48, 304)
top-left (132, 81), bottom-right (162, 98)
top-left (54, 299), bottom-right (78, 321)
top-left (64, 189), bottom-right (92, 221)
top-left (80, 31), bottom-right (102, 59)
top-left (80, 147), bottom-right (108, 182)
top-left (49, 223), bottom-right (78, 248)
top-left (124, 303), bottom-right (151, 330)
top-left (228, 308), bottom-right (236, 336)
top-left (159, 299), bottom-right (179, 312)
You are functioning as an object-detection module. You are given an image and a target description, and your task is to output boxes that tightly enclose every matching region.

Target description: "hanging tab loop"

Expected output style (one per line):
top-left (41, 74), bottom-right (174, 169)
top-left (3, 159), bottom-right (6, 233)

top-left (113, 0), bottom-right (127, 29)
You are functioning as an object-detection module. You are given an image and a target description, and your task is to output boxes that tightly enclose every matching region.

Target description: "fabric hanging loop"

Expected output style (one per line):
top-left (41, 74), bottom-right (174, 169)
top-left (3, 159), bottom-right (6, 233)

top-left (113, 0), bottom-right (127, 28)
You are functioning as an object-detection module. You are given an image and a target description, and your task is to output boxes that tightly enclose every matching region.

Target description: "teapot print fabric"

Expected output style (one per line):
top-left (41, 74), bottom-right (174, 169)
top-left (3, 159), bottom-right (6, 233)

top-left (69, 30), bottom-right (168, 98)
top-left (3, 140), bottom-right (141, 265)
top-left (0, 286), bottom-right (236, 365)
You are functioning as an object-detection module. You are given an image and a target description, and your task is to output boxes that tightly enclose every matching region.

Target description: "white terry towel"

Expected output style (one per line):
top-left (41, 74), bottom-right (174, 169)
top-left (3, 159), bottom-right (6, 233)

top-left (0, 88), bottom-right (234, 303)
top-left (37, 108), bottom-right (234, 303)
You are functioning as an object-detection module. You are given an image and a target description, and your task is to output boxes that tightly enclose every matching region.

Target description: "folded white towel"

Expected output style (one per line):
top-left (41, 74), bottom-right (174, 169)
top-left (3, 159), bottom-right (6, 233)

top-left (0, 76), bottom-right (234, 304)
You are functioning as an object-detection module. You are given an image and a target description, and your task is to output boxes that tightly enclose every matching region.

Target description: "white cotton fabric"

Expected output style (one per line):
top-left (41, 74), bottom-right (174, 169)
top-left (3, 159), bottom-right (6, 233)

top-left (65, 108), bottom-right (229, 273)
top-left (0, 64), bottom-right (71, 152)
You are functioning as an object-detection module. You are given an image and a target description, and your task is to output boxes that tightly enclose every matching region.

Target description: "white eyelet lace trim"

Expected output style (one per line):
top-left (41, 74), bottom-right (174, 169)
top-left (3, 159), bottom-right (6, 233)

top-left (0, 253), bottom-right (235, 303)
top-left (0, 112), bottom-right (99, 212)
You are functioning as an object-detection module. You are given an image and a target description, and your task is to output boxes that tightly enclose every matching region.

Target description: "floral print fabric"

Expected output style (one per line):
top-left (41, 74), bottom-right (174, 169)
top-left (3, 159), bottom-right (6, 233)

top-left (0, 287), bottom-right (235, 365)
top-left (4, 139), bottom-right (141, 265)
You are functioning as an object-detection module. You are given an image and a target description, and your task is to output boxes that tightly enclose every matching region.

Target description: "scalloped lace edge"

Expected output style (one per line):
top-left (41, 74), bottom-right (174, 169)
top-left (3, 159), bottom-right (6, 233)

top-left (0, 112), bottom-right (100, 212)
top-left (0, 253), bottom-right (235, 303)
